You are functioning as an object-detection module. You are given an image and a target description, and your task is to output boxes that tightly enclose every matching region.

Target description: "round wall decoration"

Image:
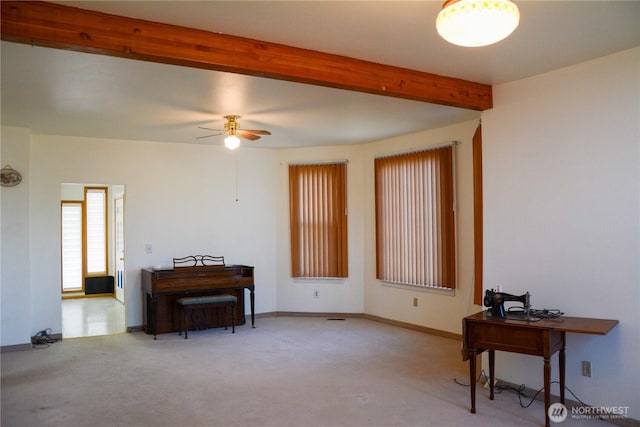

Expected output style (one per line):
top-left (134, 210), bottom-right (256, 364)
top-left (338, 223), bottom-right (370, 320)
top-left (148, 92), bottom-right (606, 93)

top-left (1, 165), bottom-right (22, 187)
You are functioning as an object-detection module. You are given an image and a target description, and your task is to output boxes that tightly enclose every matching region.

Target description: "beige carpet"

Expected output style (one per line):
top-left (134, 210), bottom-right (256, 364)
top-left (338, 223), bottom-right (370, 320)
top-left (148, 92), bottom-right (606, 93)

top-left (1, 316), bottom-right (609, 427)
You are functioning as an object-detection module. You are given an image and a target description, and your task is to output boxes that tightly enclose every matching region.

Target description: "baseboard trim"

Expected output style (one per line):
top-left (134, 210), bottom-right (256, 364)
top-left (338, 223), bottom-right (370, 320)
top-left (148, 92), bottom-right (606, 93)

top-left (250, 311), bottom-right (461, 341)
top-left (271, 311), bottom-right (362, 319)
top-left (362, 313), bottom-right (461, 340)
top-left (495, 378), bottom-right (639, 427)
top-left (61, 293), bottom-right (115, 300)
top-left (1, 343), bottom-right (32, 353)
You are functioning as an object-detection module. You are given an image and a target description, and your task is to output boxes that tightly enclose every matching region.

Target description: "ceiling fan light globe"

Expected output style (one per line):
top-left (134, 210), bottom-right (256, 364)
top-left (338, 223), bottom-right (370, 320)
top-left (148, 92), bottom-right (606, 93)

top-left (436, 0), bottom-right (520, 47)
top-left (224, 135), bottom-right (241, 150)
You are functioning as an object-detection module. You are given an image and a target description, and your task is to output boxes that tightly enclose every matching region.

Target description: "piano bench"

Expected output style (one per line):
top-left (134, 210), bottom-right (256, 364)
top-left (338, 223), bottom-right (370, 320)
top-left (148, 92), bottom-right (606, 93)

top-left (176, 295), bottom-right (238, 339)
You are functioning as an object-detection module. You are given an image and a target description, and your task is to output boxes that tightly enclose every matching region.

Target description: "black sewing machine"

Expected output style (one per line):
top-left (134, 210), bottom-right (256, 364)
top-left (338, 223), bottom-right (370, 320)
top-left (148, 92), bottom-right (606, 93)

top-left (484, 289), bottom-right (531, 319)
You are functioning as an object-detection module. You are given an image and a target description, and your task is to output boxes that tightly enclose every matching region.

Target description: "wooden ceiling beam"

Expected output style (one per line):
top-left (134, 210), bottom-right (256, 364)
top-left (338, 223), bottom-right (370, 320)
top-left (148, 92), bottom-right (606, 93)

top-left (1, 1), bottom-right (492, 111)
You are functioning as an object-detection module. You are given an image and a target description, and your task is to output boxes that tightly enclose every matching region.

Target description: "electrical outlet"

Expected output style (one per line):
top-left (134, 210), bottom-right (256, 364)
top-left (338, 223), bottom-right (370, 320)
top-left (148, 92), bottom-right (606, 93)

top-left (313, 289), bottom-right (319, 298)
top-left (581, 361), bottom-right (592, 377)
top-left (145, 243), bottom-right (153, 254)
top-left (413, 297), bottom-right (418, 307)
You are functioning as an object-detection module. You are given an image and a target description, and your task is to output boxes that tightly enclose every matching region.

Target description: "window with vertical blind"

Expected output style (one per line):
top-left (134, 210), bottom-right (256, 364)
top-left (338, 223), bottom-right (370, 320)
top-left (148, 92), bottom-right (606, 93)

top-left (61, 186), bottom-right (108, 292)
top-left (61, 202), bottom-right (83, 291)
top-left (85, 187), bottom-right (107, 275)
top-left (375, 145), bottom-right (456, 289)
top-left (289, 162), bottom-right (348, 278)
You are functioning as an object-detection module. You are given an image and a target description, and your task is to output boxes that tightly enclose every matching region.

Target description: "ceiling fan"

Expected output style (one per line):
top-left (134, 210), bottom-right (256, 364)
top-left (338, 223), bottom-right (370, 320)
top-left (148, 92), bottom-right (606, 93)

top-left (197, 115), bottom-right (271, 150)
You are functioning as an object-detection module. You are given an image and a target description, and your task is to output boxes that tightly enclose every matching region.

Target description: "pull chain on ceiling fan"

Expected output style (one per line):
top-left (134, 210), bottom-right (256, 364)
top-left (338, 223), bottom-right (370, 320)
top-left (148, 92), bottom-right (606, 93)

top-left (197, 115), bottom-right (271, 149)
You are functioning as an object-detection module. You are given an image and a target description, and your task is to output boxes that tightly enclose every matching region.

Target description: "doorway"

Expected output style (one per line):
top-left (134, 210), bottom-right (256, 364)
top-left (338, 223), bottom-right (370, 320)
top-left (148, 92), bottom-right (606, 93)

top-left (60, 183), bottom-right (126, 338)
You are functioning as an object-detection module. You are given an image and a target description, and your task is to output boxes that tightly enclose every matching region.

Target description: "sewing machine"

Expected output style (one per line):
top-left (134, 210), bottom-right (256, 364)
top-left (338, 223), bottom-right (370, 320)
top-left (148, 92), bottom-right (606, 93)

top-left (483, 289), bottom-right (531, 319)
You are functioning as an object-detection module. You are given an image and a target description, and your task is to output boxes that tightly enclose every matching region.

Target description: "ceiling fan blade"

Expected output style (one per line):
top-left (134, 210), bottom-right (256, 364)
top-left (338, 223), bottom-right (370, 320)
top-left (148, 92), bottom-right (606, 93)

top-left (237, 131), bottom-right (261, 141)
top-left (196, 132), bottom-right (224, 139)
top-left (196, 118), bottom-right (270, 143)
top-left (242, 129), bottom-right (271, 135)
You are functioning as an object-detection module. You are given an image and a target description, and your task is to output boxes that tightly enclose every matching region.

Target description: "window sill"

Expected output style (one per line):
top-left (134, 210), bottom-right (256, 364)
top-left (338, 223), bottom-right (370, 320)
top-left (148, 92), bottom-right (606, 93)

top-left (293, 277), bottom-right (347, 284)
top-left (380, 280), bottom-right (456, 296)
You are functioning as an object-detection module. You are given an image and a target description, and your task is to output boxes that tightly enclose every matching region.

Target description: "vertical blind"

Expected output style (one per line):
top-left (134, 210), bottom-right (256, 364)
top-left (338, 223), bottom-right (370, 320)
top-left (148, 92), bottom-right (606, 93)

top-left (375, 146), bottom-right (456, 288)
top-left (289, 163), bottom-right (348, 278)
top-left (61, 202), bottom-right (83, 291)
top-left (85, 188), bottom-right (107, 275)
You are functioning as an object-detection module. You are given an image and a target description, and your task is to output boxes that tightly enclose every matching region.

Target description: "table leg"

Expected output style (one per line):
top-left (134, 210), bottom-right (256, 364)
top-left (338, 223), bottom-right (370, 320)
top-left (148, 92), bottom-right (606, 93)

top-left (544, 355), bottom-right (551, 427)
top-left (249, 287), bottom-right (255, 328)
top-left (560, 332), bottom-right (566, 404)
top-left (489, 349), bottom-right (495, 400)
top-left (469, 348), bottom-right (477, 414)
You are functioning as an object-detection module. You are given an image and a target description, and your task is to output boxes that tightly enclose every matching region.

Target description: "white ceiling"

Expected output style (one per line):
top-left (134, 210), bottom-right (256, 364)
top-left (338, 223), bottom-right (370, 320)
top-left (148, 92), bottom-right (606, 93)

top-left (2, 1), bottom-right (639, 149)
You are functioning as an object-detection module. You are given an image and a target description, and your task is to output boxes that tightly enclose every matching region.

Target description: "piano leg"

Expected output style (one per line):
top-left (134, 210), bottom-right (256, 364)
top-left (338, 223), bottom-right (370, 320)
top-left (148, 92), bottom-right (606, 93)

top-left (153, 301), bottom-right (158, 339)
top-left (149, 294), bottom-right (158, 340)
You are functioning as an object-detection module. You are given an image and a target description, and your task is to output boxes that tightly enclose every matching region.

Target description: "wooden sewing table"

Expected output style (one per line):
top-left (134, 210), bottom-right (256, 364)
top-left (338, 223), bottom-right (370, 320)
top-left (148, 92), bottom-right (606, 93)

top-left (463, 311), bottom-right (618, 427)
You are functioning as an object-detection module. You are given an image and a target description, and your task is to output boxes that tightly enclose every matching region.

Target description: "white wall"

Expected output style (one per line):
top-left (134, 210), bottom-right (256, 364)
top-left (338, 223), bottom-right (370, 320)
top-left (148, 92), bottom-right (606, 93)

top-left (275, 144), bottom-right (367, 314)
top-left (482, 47), bottom-right (640, 418)
top-left (13, 135), bottom-right (279, 336)
top-left (363, 120), bottom-right (480, 334)
top-left (1, 127), bottom-right (31, 346)
top-left (2, 121), bottom-right (479, 346)
top-left (3, 118), bottom-right (479, 346)
top-left (273, 119), bottom-right (480, 330)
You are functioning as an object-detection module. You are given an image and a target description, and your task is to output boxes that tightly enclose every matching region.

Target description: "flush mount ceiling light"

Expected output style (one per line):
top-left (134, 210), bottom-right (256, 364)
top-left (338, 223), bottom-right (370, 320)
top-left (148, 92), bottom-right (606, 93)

top-left (436, 0), bottom-right (520, 47)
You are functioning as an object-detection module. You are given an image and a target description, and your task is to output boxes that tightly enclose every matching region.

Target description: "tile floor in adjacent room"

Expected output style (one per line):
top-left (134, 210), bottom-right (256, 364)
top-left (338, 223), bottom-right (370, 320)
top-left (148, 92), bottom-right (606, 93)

top-left (62, 296), bottom-right (126, 338)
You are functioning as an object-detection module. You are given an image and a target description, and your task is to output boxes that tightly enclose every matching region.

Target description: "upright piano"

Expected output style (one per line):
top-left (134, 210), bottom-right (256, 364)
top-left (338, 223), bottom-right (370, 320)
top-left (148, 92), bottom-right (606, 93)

top-left (141, 264), bottom-right (255, 337)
